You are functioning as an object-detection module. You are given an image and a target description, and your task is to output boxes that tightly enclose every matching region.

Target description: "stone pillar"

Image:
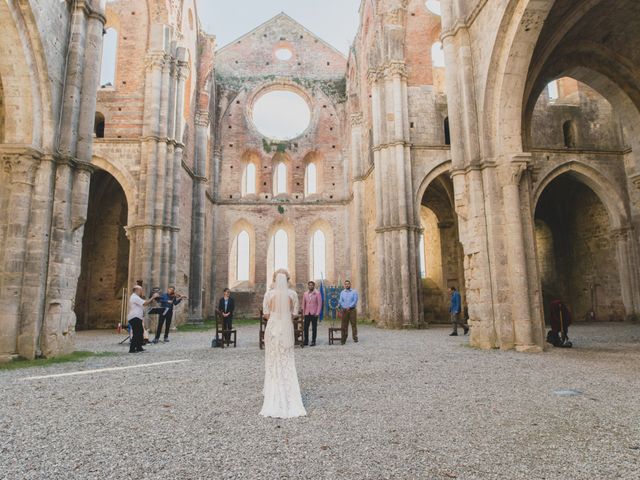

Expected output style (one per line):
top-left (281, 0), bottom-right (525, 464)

top-left (500, 157), bottom-right (541, 352)
top-left (613, 227), bottom-right (640, 316)
top-left (369, 61), bottom-right (422, 328)
top-left (188, 111), bottom-right (210, 324)
top-left (0, 153), bottom-right (39, 360)
top-left (169, 59), bottom-right (188, 287)
top-left (350, 112), bottom-right (368, 314)
top-left (40, 0), bottom-right (105, 358)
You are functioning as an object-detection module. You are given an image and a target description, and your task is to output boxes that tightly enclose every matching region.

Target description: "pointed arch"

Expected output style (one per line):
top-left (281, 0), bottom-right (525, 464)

top-left (307, 219), bottom-right (335, 282)
top-left (267, 220), bottom-right (296, 284)
top-left (228, 219), bottom-right (256, 288)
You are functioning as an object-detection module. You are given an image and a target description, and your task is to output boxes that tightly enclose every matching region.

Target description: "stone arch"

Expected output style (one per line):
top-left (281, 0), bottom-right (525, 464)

top-left (307, 219), bottom-right (335, 283)
top-left (415, 160), bottom-right (452, 212)
top-left (481, 0), bottom-right (556, 158)
top-left (415, 161), bottom-right (464, 323)
top-left (272, 151), bottom-right (292, 197)
top-left (75, 169), bottom-right (130, 330)
top-left (228, 219), bottom-right (256, 288)
top-left (266, 220), bottom-right (296, 285)
top-left (91, 155), bottom-right (137, 224)
top-left (524, 63), bottom-right (640, 170)
top-left (533, 161), bottom-right (628, 230)
top-left (534, 166), bottom-right (629, 321)
top-left (0, 0), bottom-right (51, 148)
top-left (302, 151), bottom-right (324, 197)
top-left (240, 150), bottom-right (261, 197)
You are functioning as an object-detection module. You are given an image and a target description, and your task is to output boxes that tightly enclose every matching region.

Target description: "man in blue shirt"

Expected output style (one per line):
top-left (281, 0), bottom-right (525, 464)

top-left (449, 286), bottom-right (468, 336)
top-left (152, 286), bottom-right (183, 343)
top-left (339, 280), bottom-right (359, 344)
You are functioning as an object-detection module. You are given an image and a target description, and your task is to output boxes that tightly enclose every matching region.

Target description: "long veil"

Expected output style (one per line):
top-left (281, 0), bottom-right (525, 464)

top-left (261, 272), bottom-right (306, 418)
top-left (271, 273), bottom-right (291, 320)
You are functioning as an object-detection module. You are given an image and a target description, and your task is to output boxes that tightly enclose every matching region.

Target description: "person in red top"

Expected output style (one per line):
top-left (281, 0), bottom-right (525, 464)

top-left (302, 281), bottom-right (323, 346)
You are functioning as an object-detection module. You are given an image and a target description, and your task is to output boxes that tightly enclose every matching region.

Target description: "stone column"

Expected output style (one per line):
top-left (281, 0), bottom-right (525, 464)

top-left (500, 157), bottom-right (542, 352)
top-left (613, 227), bottom-right (640, 316)
top-left (169, 59), bottom-right (188, 286)
top-left (40, 0), bottom-right (105, 358)
top-left (350, 112), bottom-right (368, 314)
top-left (0, 153), bottom-right (39, 359)
top-left (188, 111), bottom-right (210, 324)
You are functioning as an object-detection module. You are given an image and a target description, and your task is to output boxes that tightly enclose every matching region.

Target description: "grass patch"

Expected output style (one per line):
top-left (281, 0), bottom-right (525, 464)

top-left (0, 351), bottom-right (118, 371)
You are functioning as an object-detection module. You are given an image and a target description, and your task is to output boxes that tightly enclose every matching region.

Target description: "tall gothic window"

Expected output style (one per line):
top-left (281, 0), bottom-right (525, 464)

top-left (563, 120), bottom-right (576, 148)
top-left (274, 229), bottom-right (288, 270)
top-left (274, 162), bottom-right (287, 195)
top-left (305, 162), bottom-right (317, 195)
top-left (548, 80), bottom-right (559, 101)
top-left (236, 230), bottom-right (250, 282)
top-left (311, 230), bottom-right (326, 280)
top-left (431, 41), bottom-right (445, 68)
top-left (100, 28), bottom-right (118, 88)
top-left (243, 162), bottom-right (256, 195)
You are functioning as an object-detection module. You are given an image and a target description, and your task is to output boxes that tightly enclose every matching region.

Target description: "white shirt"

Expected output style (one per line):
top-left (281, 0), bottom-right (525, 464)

top-left (127, 293), bottom-right (145, 321)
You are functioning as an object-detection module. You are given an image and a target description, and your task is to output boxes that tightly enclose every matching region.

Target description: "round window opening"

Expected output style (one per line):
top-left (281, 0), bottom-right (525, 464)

top-left (252, 90), bottom-right (311, 140)
top-left (275, 47), bottom-right (293, 61)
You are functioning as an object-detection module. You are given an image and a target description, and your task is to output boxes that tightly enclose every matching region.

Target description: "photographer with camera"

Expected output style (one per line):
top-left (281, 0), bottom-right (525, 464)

top-left (152, 286), bottom-right (185, 343)
top-left (128, 285), bottom-right (159, 353)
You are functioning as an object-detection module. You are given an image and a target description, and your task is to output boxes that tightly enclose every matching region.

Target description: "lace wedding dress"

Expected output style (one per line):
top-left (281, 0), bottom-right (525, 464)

top-left (260, 273), bottom-right (307, 418)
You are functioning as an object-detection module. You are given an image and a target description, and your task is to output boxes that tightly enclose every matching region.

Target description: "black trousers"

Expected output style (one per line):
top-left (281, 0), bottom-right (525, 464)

top-left (223, 316), bottom-right (233, 342)
top-left (304, 315), bottom-right (318, 345)
top-left (129, 317), bottom-right (144, 352)
top-left (155, 310), bottom-right (173, 340)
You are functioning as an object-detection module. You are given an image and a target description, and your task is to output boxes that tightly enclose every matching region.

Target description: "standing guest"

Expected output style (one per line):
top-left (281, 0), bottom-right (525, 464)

top-left (339, 280), bottom-right (359, 344)
top-left (128, 285), bottom-right (159, 353)
top-left (449, 286), bottom-right (468, 336)
top-left (152, 286), bottom-right (183, 344)
top-left (218, 288), bottom-right (235, 343)
top-left (302, 281), bottom-right (323, 346)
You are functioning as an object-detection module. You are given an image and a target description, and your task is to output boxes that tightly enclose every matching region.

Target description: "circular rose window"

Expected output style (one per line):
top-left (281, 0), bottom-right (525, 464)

top-left (275, 47), bottom-right (293, 61)
top-left (251, 89), bottom-right (311, 140)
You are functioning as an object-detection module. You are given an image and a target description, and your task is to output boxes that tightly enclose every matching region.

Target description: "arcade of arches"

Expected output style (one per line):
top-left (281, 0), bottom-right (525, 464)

top-left (1, 0), bottom-right (639, 359)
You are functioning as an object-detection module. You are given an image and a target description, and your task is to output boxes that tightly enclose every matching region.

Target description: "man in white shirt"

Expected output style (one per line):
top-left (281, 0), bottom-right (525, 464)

top-left (128, 285), bottom-right (159, 353)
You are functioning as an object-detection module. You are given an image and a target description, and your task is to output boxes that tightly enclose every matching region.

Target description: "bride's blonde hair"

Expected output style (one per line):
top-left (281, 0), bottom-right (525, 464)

top-left (273, 269), bottom-right (290, 283)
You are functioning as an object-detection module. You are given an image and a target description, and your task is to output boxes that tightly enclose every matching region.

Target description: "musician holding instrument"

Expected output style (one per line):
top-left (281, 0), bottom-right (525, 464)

top-left (152, 286), bottom-right (186, 343)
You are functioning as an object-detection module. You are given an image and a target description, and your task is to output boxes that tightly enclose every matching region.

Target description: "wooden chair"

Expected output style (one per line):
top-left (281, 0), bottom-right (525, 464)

top-left (328, 310), bottom-right (343, 345)
top-left (293, 311), bottom-right (304, 348)
top-left (259, 309), bottom-right (267, 350)
top-left (259, 309), bottom-right (304, 349)
top-left (215, 309), bottom-right (237, 348)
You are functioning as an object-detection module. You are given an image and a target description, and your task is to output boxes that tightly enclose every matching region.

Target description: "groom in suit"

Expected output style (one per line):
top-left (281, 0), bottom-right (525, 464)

top-left (218, 288), bottom-right (235, 343)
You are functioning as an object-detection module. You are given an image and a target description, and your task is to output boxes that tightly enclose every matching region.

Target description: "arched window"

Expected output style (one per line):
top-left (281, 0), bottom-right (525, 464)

top-left (311, 230), bottom-right (326, 280)
top-left (305, 162), bottom-right (317, 195)
top-left (94, 112), bottom-right (105, 138)
top-left (547, 80), bottom-right (559, 101)
top-left (236, 230), bottom-right (250, 282)
top-left (243, 162), bottom-right (256, 195)
top-left (444, 117), bottom-right (450, 145)
top-left (274, 162), bottom-right (287, 195)
top-left (431, 42), bottom-right (445, 68)
top-left (425, 0), bottom-right (442, 15)
top-left (274, 229), bottom-right (288, 270)
top-left (100, 28), bottom-right (118, 88)
top-left (563, 120), bottom-right (576, 148)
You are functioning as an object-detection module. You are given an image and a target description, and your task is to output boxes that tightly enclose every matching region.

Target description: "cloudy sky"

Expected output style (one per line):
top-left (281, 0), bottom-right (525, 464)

top-left (195, 0), bottom-right (362, 55)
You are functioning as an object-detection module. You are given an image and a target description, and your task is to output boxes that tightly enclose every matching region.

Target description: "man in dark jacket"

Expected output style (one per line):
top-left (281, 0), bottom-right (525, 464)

top-left (152, 286), bottom-right (183, 343)
top-left (218, 288), bottom-right (235, 343)
top-left (547, 299), bottom-right (572, 347)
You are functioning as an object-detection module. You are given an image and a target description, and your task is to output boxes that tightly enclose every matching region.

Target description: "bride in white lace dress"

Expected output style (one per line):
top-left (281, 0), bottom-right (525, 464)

top-left (260, 270), bottom-right (307, 418)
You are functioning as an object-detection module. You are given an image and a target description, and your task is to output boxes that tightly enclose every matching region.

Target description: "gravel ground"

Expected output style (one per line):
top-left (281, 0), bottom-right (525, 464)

top-left (1, 322), bottom-right (639, 480)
